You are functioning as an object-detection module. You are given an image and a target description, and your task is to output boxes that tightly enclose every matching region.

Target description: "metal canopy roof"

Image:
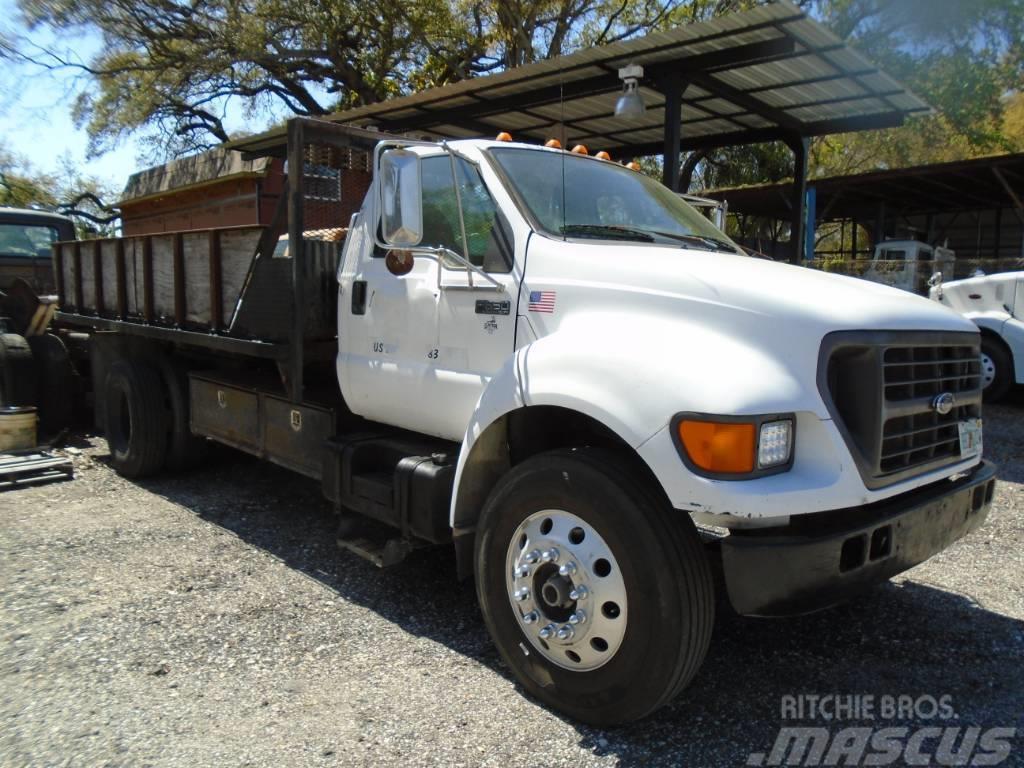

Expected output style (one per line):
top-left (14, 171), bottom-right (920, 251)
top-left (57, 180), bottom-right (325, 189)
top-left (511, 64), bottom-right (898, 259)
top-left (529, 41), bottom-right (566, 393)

top-left (702, 152), bottom-right (1024, 219)
top-left (318, 0), bottom-right (928, 155)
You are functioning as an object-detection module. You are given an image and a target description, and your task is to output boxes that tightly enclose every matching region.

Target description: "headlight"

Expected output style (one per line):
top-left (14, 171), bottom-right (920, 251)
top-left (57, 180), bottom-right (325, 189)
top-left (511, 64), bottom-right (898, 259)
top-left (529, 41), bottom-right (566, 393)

top-left (672, 413), bottom-right (795, 479)
top-left (757, 419), bottom-right (793, 469)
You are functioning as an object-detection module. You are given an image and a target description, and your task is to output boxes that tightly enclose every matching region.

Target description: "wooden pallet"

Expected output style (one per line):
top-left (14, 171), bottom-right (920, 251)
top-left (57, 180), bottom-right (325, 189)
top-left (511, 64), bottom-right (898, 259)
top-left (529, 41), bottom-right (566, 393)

top-left (0, 451), bottom-right (74, 489)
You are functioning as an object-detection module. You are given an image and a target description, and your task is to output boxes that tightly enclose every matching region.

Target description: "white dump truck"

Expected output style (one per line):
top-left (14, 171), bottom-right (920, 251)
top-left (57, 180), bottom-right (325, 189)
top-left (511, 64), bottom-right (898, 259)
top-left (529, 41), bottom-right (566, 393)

top-left (930, 270), bottom-right (1024, 401)
top-left (3, 120), bottom-right (995, 725)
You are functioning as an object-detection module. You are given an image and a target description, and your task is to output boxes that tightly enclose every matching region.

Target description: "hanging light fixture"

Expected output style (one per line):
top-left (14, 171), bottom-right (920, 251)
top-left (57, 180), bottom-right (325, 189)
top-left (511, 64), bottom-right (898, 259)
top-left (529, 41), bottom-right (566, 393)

top-left (615, 64), bottom-right (645, 118)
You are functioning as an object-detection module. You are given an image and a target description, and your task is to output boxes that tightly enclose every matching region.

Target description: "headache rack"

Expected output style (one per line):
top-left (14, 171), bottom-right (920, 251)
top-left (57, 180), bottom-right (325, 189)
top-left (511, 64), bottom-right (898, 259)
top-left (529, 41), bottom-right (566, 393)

top-left (818, 330), bottom-right (982, 490)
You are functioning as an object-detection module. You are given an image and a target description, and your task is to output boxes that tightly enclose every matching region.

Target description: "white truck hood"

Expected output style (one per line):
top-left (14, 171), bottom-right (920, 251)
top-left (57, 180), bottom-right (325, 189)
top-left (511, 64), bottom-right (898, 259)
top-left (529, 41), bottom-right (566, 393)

top-left (618, 246), bottom-right (978, 334)
top-left (522, 239), bottom-right (980, 421)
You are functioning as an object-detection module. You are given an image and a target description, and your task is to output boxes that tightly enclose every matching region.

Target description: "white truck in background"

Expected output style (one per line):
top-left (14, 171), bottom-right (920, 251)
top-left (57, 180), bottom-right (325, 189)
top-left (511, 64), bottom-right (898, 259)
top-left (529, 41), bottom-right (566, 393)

top-left (864, 238), bottom-right (956, 295)
top-left (11, 121), bottom-right (996, 725)
top-left (931, 271), bottom-right (1024, 400)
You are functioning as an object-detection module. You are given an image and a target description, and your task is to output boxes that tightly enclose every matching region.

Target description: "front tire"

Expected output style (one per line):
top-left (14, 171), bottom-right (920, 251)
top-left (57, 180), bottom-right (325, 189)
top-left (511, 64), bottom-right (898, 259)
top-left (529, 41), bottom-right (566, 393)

top-left (980, 336), bottom-right (1012, 402)
top-left (474, 447), bottom-right (714, 725)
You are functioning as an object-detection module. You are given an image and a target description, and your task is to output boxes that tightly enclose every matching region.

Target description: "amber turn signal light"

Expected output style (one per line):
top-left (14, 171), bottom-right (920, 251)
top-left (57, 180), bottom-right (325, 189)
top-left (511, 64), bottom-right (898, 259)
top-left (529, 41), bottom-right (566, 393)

top-left (677, 420), bottom-right (756, 474)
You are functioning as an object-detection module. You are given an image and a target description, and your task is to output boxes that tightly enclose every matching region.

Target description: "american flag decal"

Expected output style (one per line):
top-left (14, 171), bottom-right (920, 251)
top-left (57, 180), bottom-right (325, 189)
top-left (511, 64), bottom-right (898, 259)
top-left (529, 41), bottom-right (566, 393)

top-left (528, 290), bottom-right (556, 313)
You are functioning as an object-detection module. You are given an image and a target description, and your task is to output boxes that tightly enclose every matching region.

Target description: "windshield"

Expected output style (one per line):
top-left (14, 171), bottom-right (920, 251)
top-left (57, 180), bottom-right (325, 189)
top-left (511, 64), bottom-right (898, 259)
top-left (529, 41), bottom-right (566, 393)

top-left (0, 223), bottom-right (59, 258)
top-left (489, 147), bottom-right (740, 252)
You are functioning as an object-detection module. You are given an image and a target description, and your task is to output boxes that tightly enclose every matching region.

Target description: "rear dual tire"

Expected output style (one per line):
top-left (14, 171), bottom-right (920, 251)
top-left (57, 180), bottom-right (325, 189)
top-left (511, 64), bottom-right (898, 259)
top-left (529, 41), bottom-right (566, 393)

top-left (475, 447), bottom-right (714, 726)
top-left (104, 359), bottom-right (169, 478)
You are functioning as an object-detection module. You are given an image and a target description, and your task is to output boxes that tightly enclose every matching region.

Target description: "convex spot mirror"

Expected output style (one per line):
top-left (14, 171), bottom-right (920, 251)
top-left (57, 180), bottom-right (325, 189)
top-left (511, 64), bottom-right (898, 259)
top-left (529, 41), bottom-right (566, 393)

top-left (379, 148), bottom-right (423, 247)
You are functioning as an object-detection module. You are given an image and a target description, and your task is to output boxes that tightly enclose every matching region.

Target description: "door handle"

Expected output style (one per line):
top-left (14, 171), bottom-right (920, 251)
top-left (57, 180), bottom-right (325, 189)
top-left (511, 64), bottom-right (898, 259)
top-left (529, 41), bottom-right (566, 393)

top-left (351, 280), bottom-right (367, 315)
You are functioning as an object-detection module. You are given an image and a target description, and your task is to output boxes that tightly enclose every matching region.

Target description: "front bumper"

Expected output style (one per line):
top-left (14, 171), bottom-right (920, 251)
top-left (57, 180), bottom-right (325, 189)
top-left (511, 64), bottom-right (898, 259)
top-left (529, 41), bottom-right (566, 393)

top-left (720, 460), bottom-right (997, 616)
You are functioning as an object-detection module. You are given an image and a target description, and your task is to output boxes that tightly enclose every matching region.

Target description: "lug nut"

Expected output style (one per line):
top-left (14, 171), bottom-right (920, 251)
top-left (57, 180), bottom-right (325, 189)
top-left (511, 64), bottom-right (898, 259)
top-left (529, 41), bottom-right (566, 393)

top-left (522, 611), bottom-right (539, 624)
top-left (524, 549), bottom-right (541, 564)
top-left (556, 625), bottom-right (575, 641)
top-left (513, 587), bottom-right (530, 602)
top-left (541, 547), bottom-right (560, 563)
top-left (558, 561), bottom-right (577, 577)
top-left (515, 565), bottom-right (531, 578)
top-left (539, 624), bottom-right (556, 640)
top-left (569, 585), bottom-right (589, 601)
top-left (568, 610), bottom-right (587, 625)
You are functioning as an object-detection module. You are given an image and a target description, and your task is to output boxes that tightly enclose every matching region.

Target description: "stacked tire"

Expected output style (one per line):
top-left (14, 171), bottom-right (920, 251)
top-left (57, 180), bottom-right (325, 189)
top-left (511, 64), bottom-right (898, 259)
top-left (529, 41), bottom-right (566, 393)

top-left (0, 333), bottom-right (36, 409)
top-left (0, 332), bottom-right (78, 436)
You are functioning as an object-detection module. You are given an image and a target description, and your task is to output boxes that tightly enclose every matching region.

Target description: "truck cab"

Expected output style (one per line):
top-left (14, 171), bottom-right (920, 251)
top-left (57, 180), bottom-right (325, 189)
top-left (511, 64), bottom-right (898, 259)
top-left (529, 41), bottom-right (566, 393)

top-left (863, 238), bottom-right (955, 295)
top-left (0, 207), bottom-right (75, 295)
top-left (930, 270), bottom-right (1024, 400)
top-left (328, 137), bottom-right (993, 720)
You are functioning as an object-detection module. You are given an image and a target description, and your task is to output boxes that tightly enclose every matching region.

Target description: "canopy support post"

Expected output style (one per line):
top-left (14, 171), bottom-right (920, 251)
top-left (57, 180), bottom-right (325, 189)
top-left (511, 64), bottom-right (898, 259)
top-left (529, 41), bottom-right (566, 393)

top-left (786, 135), bottom-right (810, 264)
top-left (660, 73), bottom-right (685, 191)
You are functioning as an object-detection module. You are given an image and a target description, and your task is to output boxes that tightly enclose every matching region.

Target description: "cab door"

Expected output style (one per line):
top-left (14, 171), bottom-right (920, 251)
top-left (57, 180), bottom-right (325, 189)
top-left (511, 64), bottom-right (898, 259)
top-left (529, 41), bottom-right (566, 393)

top-left (338, 153), bottom-right (519, 441)
top-left (423, 156), bottom-right (519, 436)
top-left (337, 199), bottom-right (442, 436)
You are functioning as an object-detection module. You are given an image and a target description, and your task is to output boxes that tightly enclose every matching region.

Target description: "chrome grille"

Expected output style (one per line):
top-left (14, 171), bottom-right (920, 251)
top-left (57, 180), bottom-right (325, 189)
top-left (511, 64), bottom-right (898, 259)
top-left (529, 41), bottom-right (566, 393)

top-left (879, 345), bottom-right (981, 474)
top-left (819, 331), bottom-right (983, 490)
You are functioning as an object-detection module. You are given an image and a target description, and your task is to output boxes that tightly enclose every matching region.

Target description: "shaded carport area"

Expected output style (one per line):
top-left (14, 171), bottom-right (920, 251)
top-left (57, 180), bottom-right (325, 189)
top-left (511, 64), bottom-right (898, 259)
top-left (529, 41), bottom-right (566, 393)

top-left (298, 0), bottom-right (927, 264)
top-left (703, 152), bottom-right (1024, 271)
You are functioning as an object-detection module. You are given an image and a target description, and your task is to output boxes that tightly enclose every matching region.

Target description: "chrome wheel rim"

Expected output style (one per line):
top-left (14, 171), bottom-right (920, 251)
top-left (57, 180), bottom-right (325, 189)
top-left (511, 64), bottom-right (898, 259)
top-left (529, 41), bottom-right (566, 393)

top-left (505, 509), bottom-right (627, 670)
top-left (981, 352), bottom-right (996, 389)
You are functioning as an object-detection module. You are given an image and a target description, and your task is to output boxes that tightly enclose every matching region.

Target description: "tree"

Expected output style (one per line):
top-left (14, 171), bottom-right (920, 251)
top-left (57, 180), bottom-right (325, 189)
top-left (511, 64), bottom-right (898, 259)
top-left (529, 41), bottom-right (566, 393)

top-left (676, 0), bottom-right (1024, 191)
top-left (0, 143), bottom-right (120, 237)
top-left (10, 0), bottom-right (758, 159)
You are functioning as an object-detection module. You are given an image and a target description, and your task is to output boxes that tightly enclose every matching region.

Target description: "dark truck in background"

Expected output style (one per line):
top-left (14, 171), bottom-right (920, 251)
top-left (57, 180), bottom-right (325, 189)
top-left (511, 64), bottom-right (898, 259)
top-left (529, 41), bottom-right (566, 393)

top-left (0, 208), bottom-right (76, 295)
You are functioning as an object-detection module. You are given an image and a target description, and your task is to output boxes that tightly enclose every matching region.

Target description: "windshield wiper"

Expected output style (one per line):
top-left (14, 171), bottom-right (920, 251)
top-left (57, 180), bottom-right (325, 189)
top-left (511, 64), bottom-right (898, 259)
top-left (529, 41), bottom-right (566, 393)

top-left (559, 224), bottom-right (654, 242)
top-left (641, 230), bottom-right (737, 253)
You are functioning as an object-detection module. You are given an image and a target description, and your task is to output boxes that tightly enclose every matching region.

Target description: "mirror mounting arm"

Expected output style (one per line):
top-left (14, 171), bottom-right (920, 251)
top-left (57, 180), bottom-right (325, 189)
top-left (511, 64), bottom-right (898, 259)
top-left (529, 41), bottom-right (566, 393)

top-left (443, 140), bottom-right (474, 289)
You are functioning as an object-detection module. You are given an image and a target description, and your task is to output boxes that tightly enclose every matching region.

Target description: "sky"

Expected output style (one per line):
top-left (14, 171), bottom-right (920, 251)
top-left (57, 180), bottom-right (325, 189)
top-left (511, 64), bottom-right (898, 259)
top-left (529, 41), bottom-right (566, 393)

top-left (0, 0), bottom-right (261, 196)
top-left (0, 0), bottom-right (140, 193)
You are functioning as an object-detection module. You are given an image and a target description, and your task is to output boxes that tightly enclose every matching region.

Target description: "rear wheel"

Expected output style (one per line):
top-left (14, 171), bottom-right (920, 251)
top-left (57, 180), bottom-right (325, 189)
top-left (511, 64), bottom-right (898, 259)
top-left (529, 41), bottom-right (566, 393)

top-left (158, 358), bottom-right (207, 471)
top-left (475, 447), bottom-right (714, 725)
top-left (104, 359), bottom-right (168, 478)
top-left (980, 336), bottom-right (1012, 402)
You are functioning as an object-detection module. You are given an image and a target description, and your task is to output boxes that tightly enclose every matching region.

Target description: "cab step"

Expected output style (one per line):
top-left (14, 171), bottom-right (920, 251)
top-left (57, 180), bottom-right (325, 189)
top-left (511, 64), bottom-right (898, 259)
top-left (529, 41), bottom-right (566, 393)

top-left (335, 514), bottom-right (424, 568)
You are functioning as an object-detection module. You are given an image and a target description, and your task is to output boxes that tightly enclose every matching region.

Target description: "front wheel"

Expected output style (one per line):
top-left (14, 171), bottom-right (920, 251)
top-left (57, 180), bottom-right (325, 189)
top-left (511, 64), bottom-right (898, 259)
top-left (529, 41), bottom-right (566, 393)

top-left (980, 336), bottom-right (1013, 402)
top-left (474, 447), bottom-right (714, 725)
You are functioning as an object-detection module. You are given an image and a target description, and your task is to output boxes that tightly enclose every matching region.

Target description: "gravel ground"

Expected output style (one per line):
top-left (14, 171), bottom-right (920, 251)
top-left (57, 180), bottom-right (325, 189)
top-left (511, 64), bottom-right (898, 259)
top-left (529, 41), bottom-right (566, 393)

top-left (2, 398), bottom-right (1023, 767)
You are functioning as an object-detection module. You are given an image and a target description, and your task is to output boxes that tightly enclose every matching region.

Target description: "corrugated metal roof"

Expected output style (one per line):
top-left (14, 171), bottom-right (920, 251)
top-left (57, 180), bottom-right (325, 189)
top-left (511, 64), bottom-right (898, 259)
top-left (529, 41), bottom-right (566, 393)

top-left (702, 152), bottom-right (1024, 217)
top-left (312, 0), bottom-right (927, 155)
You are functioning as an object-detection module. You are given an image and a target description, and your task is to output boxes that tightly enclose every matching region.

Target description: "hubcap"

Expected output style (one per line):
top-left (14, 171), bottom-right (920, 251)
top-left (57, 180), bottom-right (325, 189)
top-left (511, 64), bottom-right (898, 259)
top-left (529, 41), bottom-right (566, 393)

top-left (505, 509), bottom-right (627, 670)
top-left (980, 352), bottom-right (996, 389)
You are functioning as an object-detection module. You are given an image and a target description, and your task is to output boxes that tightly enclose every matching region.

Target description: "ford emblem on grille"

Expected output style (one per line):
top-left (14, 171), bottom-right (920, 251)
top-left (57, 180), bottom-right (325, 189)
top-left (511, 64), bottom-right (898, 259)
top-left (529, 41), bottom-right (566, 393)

top-left (933, 392), bottom-right (955, 415)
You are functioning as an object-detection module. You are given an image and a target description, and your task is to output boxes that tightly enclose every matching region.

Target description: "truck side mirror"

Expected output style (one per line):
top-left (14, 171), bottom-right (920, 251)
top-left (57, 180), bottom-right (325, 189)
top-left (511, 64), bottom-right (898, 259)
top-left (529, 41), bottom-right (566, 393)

top-left (379, 149), bottom-right (423, 247)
